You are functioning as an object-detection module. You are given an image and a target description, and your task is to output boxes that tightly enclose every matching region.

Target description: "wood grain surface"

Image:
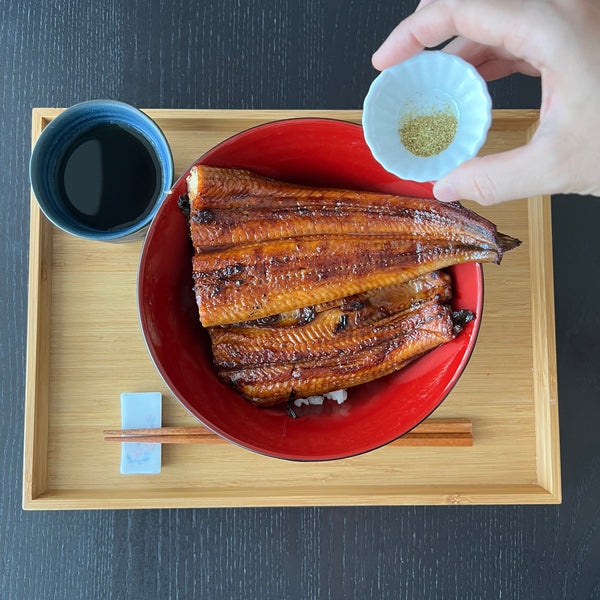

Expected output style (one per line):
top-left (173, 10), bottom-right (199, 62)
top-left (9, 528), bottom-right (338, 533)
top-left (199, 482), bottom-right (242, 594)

top-left (2, 1), bottom-right (599, 599)
top-left (23, 109), bottom-right (558, 510)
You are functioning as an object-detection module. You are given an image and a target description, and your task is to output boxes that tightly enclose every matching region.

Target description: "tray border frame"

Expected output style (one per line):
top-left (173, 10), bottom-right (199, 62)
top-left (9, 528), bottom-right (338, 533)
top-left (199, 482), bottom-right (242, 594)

top-left (23, 108), bottom-right (560, 509)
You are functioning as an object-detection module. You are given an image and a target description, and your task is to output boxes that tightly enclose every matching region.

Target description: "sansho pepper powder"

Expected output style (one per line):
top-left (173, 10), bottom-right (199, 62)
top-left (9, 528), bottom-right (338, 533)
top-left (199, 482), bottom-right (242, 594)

top-left (399, 109), bottom-right (458, 157)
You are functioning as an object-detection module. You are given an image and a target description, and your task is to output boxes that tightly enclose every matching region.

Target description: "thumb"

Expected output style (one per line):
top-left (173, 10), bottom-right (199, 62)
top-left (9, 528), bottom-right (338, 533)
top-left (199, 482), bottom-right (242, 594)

top-left (432, 141), bottom-right (558, 205)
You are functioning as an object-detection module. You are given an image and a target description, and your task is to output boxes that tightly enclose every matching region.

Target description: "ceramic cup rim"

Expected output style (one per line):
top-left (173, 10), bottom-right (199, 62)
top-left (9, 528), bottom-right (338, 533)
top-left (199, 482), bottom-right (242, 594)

top-left (29, 99), bottom-right (174, 242)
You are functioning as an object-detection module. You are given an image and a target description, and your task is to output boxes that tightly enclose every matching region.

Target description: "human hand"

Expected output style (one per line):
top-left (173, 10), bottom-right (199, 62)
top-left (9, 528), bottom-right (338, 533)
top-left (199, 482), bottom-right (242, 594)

top-left (372, 0), bottom-right (600, 205)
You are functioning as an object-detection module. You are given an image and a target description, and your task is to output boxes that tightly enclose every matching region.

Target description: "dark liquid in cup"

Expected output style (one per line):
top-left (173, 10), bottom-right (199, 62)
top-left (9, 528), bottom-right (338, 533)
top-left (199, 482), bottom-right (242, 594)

top-left (57, 123), bottom-right (161, 231)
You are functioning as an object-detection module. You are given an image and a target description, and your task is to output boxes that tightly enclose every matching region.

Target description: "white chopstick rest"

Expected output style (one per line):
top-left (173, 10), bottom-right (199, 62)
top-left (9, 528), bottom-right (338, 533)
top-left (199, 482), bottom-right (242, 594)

top-left (120, 392), bottom-right (162, 474)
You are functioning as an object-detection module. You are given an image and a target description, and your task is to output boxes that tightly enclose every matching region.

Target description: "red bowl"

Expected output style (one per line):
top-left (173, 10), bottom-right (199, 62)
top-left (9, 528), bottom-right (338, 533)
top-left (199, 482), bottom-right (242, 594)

top-left (138, 118), bottom-right (483, 461)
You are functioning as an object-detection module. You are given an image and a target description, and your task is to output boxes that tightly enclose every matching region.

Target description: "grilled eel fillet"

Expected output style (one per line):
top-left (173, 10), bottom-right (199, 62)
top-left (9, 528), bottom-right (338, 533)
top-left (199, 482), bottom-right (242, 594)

top-left (210, 271), bottom-right (453, 367)
top-left (186, 166), bottom-right (520, 327)
top-left (183, 166), bottom-right (520, 406)
top-left (209, 272), bottom-right (466, 405)
top-left (214, 298), bottom-right (457, 406)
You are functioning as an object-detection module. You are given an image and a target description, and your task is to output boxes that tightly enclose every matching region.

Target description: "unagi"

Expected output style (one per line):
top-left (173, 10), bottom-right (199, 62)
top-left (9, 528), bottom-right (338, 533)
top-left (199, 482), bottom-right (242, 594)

top-left (180, 166), bottom-right (520, 406)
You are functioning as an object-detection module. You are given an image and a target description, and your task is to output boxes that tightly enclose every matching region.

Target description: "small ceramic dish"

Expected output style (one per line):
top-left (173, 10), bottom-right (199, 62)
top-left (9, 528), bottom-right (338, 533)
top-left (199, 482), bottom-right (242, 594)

top-left (363, 51), bottom-right (492, 183)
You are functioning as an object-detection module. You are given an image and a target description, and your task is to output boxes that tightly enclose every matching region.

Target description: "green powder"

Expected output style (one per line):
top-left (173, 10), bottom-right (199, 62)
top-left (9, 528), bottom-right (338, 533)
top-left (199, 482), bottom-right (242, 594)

top-left (399, 110), bottom-right (458, 157)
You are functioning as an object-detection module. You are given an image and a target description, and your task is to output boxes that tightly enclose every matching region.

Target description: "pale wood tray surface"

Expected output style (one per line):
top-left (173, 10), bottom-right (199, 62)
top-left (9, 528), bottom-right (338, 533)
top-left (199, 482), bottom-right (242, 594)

top-left (24, 109), bottom-right (559, 509)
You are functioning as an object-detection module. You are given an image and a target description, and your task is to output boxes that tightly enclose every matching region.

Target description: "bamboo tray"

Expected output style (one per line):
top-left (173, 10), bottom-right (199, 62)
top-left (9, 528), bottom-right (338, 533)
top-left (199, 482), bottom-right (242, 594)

top-left (24, 109), bottom-right (560, 509)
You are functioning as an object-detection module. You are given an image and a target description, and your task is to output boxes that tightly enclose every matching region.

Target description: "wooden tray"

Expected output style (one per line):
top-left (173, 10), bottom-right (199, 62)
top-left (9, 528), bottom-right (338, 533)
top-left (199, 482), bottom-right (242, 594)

top-left (24, 109), bottom-right (559, 509)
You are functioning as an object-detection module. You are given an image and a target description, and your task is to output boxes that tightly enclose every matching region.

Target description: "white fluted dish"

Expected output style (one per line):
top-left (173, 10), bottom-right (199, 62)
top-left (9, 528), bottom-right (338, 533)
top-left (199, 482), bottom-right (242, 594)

top-left (363, 51), bottom-right (492, 183)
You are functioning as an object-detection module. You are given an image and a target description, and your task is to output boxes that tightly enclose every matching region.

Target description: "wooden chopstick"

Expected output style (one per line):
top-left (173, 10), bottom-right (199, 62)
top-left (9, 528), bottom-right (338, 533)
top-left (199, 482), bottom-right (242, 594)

top-left (103, 426), bottom-right (215, 437)
top-left (103, 418), bottom-right (472, 447)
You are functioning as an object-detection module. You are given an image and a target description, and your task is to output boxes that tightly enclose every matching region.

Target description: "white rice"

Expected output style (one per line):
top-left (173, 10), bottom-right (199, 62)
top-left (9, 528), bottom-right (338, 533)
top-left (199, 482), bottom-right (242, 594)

top-left (293, 389), bottom-right (348, 407)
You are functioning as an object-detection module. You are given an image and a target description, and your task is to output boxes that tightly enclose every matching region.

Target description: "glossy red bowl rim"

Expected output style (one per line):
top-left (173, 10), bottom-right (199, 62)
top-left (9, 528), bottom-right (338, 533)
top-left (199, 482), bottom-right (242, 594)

top-left (138, 117), bottom-right (484, 461)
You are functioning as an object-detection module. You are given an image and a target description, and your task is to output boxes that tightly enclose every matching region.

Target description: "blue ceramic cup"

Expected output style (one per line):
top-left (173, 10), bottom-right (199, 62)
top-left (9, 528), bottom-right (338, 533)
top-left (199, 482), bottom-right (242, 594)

top-left (30, 99), bottom-right (173, 242)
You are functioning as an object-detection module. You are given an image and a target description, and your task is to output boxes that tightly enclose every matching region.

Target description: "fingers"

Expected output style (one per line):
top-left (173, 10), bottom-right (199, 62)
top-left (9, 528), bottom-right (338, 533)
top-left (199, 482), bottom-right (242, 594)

top-left (432, 140), bottom-right (560, 205)
top-left (372, 0), bottom-right (550, 71)
top-left (442, 37), bottom-right (541, 79)
top-left (415, 0), bottom-right (436, 10)
top-left (476, 58), bottom-right (540, 81)
top-left (372, 1), bottom-right (454, 69)
top-left (441, 37), bottom-right (491, 65)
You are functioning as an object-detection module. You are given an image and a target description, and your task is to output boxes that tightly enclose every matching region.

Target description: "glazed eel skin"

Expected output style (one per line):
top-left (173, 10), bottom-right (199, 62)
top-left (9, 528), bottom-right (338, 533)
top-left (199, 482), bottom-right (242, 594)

top-left (186, 166), bottom-right (520, 327)
top-left (183, 166), bottom-right (520, 406)
top-left (210, 272), bottom-right (464, 405)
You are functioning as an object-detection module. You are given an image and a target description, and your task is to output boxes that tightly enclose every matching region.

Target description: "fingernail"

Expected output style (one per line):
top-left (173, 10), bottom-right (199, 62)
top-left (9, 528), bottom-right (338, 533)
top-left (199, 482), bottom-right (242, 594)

top-left (433, 181), bottom-right (460, 203)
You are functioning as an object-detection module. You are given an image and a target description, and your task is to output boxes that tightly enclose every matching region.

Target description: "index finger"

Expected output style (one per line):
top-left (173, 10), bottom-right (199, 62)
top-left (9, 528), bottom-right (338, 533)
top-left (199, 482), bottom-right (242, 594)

top-left (371, 0), bottom-right (546, 71)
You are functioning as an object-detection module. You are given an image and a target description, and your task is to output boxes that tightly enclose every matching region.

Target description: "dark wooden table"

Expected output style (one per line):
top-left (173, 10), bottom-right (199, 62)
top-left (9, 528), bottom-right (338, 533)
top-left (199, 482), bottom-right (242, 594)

top-left (2, 1), bottom-right (599, 598)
